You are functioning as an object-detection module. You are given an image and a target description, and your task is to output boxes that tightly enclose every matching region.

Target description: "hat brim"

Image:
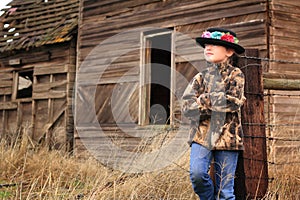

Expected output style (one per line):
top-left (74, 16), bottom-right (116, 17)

top-left (196, 37), bottom-right (245, 54)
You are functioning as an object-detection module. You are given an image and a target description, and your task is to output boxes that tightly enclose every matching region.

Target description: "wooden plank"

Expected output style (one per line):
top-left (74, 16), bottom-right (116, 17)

top-left (77, 71), bottom-right (139, 85)
top-left (80, 32), bottom-right (140, 53)
top-left (270, 36), bottom-right (300, 49)
top-left (33, 80), bottom-right (67, 92)
top-left (78, 58), bottom-right (139, 73)
top-left (83, 0), bottom-right (264, 23)
top-left (274, 145), bottom-right (300, 163)
top-left (6, 109), bottom-right (18, 132)
top-left (94, 75), bottom-right (139, 85)
top-left (270, 8), bottom-right (300, 23)
top-left (38, 107), bottom-right (66, 143)
top-left (0, 102), bottom-right (17, 110)
top-left (271, 0), bottom-right (300, 7)
top-left (268, 64), bottom-right (300, 75)
top-left (83, 0), bottom-right (161, 19)
top-left (32, 90), bottom-right (66, 99)
top-left (33, 99), bottom-right (48, 139)
top-left (0, 80), bottom-right (12, 88)
top-left (20, 102), bottom-right (32, 126)
top-left (34, 65), bottom-right (68, 75)
top-left (0, 73), bottom-right (13, 79)
top-left (270, 19), bottom-right (300, 33)
top-left (264, 78), bottom-right (300, 90)
top-left (269, 96), bottom-right (300, 104)
top-left (1, 52), bottom-right (51, 66)
top-left (0, 87), bottom-right (12, 95)
top-left (269, 103), bottom-right (300, 113)
top-left (0, 110), bottom-right (4, 134)
top-left (80, 1), bottom-right (266, 41)
top-left (92, 83), bottom-right (140, 124)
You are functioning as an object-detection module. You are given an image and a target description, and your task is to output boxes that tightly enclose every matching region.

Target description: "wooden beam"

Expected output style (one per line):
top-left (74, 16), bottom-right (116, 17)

top-left (0, 102), bottom-right (18, 110)
top-left (235, 49), bottom-right (268, 199)
top-left (263, 73), bottom-right (300, 90)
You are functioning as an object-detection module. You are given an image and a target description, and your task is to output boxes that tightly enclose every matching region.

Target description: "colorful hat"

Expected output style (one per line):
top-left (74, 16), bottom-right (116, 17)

top-left (196, 28), bottom-right (245, 54)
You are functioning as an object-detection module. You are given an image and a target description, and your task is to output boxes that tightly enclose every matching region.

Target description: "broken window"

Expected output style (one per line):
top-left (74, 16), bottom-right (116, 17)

top-left (14, 70), bottom-right (33, 99)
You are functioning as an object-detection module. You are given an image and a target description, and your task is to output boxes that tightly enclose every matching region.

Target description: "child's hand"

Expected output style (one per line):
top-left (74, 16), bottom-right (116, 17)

top-left (197, 93), bottom-right (210, 106)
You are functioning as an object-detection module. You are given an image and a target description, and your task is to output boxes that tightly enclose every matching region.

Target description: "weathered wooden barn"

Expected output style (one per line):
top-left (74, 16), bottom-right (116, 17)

top-left (76, 0), bottom-right (300, 198)
top-left (0, 0), bottom-right (79, 149)
top-left (0, 0), bottom-right (299, 199)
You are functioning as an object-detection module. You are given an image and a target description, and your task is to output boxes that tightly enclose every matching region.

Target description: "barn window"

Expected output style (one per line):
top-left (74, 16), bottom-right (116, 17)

top-left (140, 29), bottom-right (174, 126)
top-left (13, 69), bottom-right (33, 99)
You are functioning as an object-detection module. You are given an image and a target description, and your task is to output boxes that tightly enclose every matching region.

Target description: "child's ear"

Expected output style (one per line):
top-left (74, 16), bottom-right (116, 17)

top-left (226, 48), bottom-right (235, 57)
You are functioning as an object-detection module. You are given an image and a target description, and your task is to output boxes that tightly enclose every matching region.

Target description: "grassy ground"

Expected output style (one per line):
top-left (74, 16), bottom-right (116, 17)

top-left (0, 131), bottom-right (299, 199)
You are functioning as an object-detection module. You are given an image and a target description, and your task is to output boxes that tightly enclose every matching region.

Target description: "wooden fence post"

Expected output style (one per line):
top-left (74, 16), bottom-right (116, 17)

top-left (234, 49), bottom-right (268, 199)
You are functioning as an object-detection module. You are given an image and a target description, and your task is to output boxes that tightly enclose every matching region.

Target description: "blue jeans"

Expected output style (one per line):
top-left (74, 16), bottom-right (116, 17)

top-left (190, 143), bottom-right (239, 200)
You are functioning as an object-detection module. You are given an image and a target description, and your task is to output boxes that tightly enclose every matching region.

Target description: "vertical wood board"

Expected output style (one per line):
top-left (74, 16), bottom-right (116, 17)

top-left (238, 49), bottom-right (268, 199)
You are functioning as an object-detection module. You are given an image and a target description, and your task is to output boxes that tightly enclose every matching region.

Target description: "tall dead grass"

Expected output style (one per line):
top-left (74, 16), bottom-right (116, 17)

top-left (0, 127), bottom-right (195, 199)
top-left (0, 127), bottom-right (299, 199)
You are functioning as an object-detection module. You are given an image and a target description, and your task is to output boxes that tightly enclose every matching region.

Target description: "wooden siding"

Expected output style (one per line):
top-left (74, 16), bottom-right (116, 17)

top-left (79, 0), bottom-right (267, 60)
top-left (78, 0), bottom-right (267, 125)
top-left (0, 41), bottom-right (76, 148)
top-left (268, 0), bottom-right (300, 74)
top-left (265, 0), bottom-right (300, 169)
top-left (0, 0), bottom-right (79, 148)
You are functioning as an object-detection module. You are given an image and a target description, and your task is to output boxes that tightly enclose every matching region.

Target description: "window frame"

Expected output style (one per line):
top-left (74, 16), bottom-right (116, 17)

top-left (12, 68), bottom-right (34, 100)
top-left (139, 30), bottom-right (175, 126)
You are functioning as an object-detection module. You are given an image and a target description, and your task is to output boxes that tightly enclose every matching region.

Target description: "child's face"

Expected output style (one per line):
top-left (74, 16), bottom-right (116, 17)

top-left (204, 44), bottom-right (234, 63)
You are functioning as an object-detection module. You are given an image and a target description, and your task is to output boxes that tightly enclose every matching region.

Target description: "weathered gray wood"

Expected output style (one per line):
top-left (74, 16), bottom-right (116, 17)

top-left (263, 73), bottom-right (300, 90)
top-left (264, 77), bottom-right (300, 90)
top-left (0, 102), bottom-right (17, 110)
top-left (33, 80), bottom-right (67, 92)
top-left (32, 91), bottom-right (66, 100)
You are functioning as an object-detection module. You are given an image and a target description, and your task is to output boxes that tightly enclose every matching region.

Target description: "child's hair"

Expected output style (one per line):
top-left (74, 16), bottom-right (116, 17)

top-left (229, 53), bottom-right (239, 67)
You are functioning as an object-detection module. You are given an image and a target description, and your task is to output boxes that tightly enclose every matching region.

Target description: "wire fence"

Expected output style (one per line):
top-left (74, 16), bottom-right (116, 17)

top-left (240, 55), bottom-right (300, 65)
top-left (239, 54), bottom-right (300, 182)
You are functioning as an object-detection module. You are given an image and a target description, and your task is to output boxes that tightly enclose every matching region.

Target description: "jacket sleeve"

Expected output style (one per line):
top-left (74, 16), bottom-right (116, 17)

top-left (181, 73), bottom-right (211, 120)
top-left (199, 68), bottom-right (246, 112)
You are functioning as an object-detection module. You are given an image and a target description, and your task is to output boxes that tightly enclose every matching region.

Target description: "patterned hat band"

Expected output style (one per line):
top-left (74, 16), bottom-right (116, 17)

top-left (201, 31), bottom-right (239, 44)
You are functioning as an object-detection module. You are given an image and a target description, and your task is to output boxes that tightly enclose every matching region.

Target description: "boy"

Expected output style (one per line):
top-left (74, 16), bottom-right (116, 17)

top-left (182, 27), bottom-right (246, 200)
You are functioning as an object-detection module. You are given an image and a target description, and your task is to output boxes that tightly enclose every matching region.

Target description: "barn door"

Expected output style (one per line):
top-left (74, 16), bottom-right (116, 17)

top-left (140, 30), bottom-right (174, 126)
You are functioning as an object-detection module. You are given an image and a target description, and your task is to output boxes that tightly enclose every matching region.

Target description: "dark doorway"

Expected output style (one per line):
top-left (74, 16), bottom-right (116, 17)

top-left (148, 33), bottom-right (171, 124)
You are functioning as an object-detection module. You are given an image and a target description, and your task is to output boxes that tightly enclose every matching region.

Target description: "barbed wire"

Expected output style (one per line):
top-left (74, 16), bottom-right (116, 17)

top-left (237, 55), bottom-right (300, 170)
top-left (239, 55), bottom-right (300, 65)
top-left (263, 93), bottom-right (300, 97)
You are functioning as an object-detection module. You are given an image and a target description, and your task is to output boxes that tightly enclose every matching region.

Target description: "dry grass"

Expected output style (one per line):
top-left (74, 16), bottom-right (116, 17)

top-left (0, 128), bottom-right (195, 200)
top-left (264, 165), bottom-right (300, 200)
top-left (0, 127), bottom-right (299, 200)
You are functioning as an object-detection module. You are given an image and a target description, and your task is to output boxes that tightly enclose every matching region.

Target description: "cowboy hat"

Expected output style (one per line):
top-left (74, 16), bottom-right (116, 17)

top-left (196, 28), bottom-right (245, 54)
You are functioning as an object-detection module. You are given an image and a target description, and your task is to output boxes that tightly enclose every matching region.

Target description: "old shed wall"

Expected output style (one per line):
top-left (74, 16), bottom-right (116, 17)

top-left (0, 40), bottom-right (76, 148)
top-left (265, 0), bottom-right (300, 167)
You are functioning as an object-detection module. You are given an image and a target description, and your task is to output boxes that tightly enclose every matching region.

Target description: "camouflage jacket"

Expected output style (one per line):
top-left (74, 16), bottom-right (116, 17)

top-left (181, 62), bottom-right (246, 150)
